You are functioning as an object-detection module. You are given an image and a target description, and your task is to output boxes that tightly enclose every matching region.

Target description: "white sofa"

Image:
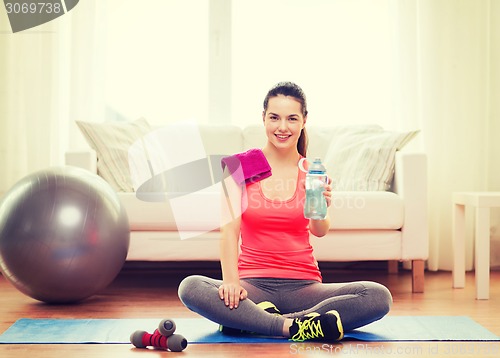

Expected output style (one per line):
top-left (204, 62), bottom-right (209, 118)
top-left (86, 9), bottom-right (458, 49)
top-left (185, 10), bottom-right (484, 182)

top-left (66, 123), bottom-right (428, 293)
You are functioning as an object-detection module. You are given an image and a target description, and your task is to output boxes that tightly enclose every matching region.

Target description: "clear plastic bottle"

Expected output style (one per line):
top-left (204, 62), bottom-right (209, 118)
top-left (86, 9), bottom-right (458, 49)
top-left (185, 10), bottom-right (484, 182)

top-left (304, 157), bottom-right (328, 220)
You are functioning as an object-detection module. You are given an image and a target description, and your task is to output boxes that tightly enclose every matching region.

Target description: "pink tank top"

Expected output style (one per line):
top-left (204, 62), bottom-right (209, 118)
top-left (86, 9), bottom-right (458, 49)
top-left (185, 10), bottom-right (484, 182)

top-left (238, 168), bottom-right (322, 282)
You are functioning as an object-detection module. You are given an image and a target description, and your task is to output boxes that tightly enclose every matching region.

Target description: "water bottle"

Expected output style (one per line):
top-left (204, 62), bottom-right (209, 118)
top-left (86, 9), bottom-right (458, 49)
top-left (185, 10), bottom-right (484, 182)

top-left (304, 158), bottom-right (328, 220)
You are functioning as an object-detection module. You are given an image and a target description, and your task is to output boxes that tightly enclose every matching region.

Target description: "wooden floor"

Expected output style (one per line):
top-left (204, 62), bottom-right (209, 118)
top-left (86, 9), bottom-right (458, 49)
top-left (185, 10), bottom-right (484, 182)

top-left (1, 263), bottom-right (499, 357)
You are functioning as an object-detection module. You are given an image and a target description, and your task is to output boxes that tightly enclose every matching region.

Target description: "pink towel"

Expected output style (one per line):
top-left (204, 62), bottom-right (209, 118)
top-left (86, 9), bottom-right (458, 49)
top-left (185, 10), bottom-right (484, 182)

top-left (221, 149), bottom-right (272, 185)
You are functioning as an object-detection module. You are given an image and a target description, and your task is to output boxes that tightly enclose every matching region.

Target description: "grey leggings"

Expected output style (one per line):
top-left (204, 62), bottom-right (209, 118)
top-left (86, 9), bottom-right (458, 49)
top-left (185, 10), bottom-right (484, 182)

top-left (178, 275), bottom-right (392, 338)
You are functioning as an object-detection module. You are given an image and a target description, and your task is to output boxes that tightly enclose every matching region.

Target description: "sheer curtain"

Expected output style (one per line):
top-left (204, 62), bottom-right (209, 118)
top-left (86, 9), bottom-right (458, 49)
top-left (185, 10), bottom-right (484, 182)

top-left (372, 0), bottom-right (499, 271)
top-left (0, 1), bottom-right (107, 192)
top-left (0, 15), bottom-right (62, 192)
top-left (415, 0), bottom-right (498, 270)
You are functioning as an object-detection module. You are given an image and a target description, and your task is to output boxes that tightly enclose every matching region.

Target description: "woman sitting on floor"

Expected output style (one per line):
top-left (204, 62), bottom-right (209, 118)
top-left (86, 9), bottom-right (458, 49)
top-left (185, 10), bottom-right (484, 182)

top-left (178, 81), bottom-right (392, 342)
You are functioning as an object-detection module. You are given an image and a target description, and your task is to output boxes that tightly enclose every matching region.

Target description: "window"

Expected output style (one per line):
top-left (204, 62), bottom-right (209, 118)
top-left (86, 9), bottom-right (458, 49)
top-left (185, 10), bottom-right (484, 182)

top-left (104, 0), bottom-right (209, 125)
top-left (231, 0), bottom-right (395, 128)
top-left (103, 0), bottom-right (395, 128)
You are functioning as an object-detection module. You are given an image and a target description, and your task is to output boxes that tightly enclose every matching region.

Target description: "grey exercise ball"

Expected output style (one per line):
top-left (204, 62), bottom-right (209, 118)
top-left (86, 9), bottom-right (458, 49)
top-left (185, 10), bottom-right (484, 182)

top-left (0, 166), bottom-right (130, 303)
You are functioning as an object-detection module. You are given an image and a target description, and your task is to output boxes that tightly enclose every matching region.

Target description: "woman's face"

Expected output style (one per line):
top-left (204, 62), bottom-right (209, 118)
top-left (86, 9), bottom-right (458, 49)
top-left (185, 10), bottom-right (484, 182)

top-left (262, 95), bottom-right (306, 152)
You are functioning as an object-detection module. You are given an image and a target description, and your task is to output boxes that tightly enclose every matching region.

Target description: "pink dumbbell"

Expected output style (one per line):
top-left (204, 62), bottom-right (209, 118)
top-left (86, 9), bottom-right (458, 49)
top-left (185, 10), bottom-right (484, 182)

top-left (130, 319), bottom-right (187, 352)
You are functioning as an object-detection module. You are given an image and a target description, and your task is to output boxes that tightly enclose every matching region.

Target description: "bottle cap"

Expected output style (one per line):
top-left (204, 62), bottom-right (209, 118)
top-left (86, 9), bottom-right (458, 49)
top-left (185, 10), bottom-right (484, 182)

top-left (309, 158), bottom-right (326, 173)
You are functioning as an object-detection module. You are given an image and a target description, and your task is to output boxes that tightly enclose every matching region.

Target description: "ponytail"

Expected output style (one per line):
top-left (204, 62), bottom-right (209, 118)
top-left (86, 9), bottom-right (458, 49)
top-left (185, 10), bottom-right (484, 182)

top-left (297, 127), bottom-right (308, 157)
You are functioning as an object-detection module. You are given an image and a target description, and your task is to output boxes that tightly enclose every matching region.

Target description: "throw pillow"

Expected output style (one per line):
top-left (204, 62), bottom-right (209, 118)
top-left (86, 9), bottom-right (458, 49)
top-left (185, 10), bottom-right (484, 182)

top-left (76, 118), bottom-right (152, 192)
top-left (325, 128), bottom-right (419, 191)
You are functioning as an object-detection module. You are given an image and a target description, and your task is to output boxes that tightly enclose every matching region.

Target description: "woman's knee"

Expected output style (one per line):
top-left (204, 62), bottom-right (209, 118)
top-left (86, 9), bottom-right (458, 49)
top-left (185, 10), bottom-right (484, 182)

top-left (366, 281), bottom-right (393, 315)
top-left (177, 275), bottom-right (210, 305)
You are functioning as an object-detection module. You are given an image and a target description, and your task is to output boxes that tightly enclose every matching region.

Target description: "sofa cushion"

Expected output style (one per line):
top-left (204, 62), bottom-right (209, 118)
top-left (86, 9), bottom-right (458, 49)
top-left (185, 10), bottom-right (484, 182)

top-left (306, 125), bottom-right (383, 159)
top-left (325, 128), bottom-right (419, 191)
top-left (328, 191), bottom-right (403, 229)
top-left (119, 191), bottom-right (225, 234)
top-left (128, 123), bottom-right (244, 194)
top-left (76, 118), bottom-right (152, 192)
top-left (199, 124), bottom-right (244, 155)
top-left (127, 231), bottom-right (221, 261)
top-left (121, 190), bottom-right (403, 232)
top-left (242, 125), bottom-right (266, 150)
top-left (311, 230), bottom-right (402, 261)
top-left (119, 193), bottom-right (177, 230)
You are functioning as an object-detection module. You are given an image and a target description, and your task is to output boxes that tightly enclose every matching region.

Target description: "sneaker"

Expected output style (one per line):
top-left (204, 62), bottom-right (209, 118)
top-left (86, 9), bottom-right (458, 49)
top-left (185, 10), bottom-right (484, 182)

top-left (289, 310), bottom-right (344, 342)
top-left (219, 301), bottom-right (280, 335)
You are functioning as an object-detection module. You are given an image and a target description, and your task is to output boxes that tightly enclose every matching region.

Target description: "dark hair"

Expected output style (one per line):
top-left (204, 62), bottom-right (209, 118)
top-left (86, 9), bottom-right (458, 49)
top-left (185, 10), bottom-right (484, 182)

top-left (263, 81), bottom-right (308, 157)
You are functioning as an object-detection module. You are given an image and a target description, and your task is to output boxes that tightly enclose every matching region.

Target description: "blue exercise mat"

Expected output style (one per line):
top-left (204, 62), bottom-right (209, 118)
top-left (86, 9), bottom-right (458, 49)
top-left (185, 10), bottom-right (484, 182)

top-left (0, 316), bottom-right (498, 344)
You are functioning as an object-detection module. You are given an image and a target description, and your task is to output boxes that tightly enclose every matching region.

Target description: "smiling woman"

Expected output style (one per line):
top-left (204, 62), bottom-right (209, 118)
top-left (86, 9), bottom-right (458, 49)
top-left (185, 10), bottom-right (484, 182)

top-left (177, 81), bottom-right (393, 343)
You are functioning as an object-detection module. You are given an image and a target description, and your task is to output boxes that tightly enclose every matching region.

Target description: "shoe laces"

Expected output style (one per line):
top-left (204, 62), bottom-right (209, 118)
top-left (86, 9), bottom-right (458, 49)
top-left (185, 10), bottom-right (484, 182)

top-left (291, 316), bottom-right (324, 342)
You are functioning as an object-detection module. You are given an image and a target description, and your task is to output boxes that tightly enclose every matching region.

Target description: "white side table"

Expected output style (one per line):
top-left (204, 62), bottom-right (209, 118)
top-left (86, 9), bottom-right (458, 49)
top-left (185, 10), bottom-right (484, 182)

top-left (452, 192), bottom-right (500, 300)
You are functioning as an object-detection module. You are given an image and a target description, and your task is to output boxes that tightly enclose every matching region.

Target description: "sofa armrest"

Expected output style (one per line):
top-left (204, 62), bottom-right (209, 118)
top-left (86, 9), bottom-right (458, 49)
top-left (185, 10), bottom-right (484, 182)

top-left (393, 152), bottom-right (429, 260)
top-left (65, 150), bottom-right (98, 174)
